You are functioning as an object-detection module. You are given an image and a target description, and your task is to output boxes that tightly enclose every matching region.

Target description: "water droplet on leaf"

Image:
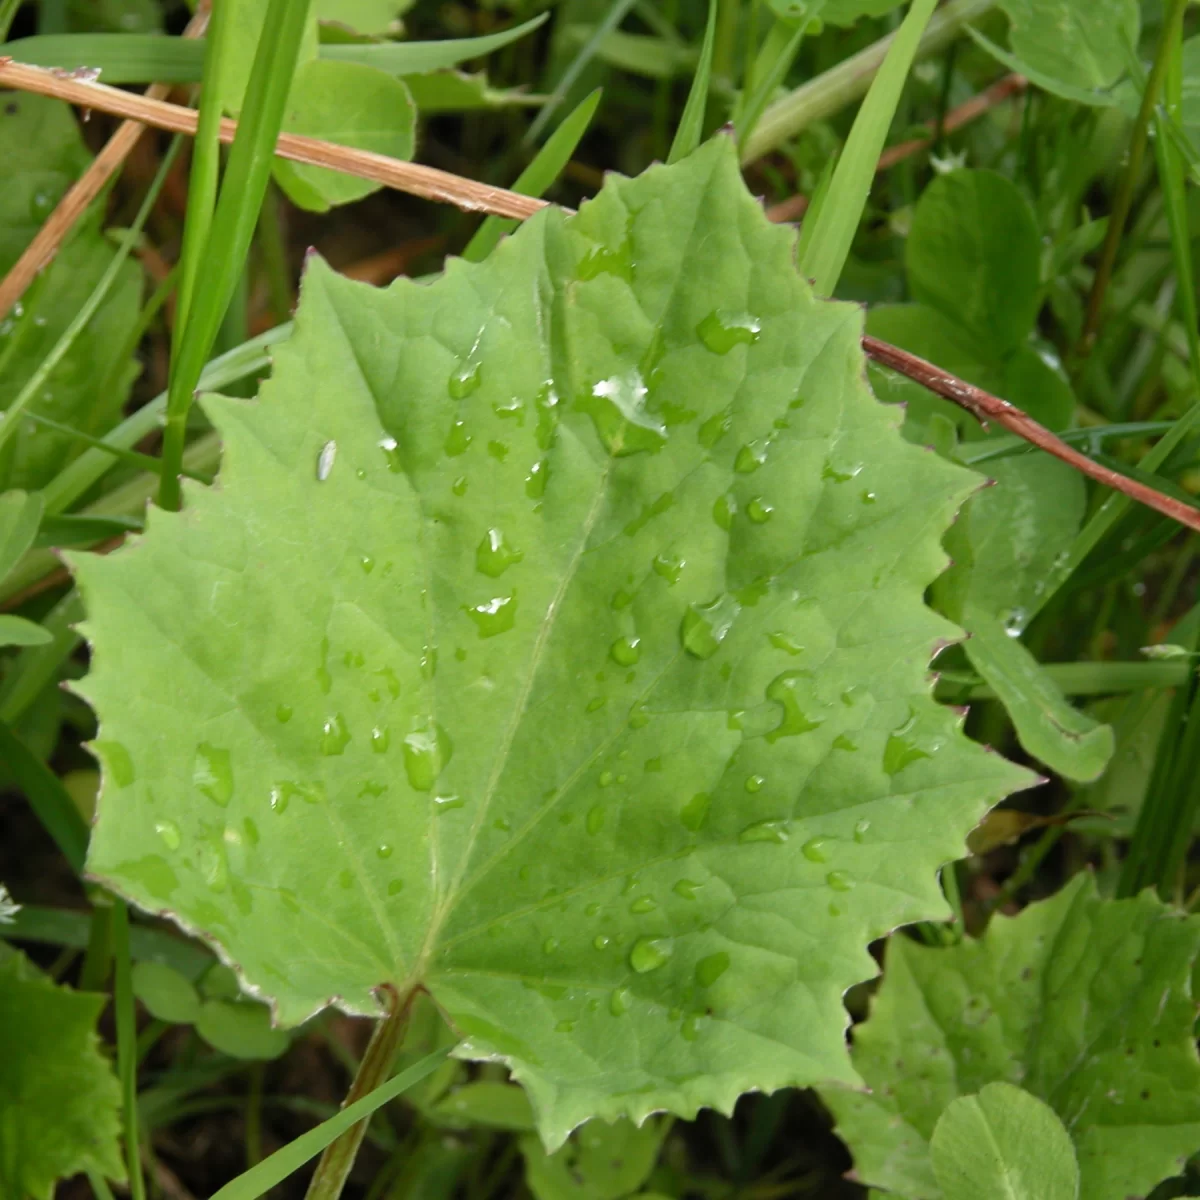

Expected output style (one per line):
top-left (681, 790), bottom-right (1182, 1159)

top-left (680, 594), bottom-right (740, 659)
top-left (695, 952), bottom-right (730, 987)
top-left (476, 528), bottom-right (523, 578)
top-left (403, 723), bottom-right (453, 792)
top-left (629, 937), bottom-right (672, 973)
top-left (193, 743), bottom-right (233, 807)
top-left (697, 310), bottom-right (761, 354)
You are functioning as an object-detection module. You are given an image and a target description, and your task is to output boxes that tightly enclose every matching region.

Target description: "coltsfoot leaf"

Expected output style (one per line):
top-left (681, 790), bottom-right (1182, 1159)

top-left (823, 875), bottom-right (1200, 1199)
top-left (73, 137), bottom-right (1029, 1147)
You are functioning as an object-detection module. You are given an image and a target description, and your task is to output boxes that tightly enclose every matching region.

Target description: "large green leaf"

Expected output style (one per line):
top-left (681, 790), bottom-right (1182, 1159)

top-left (930, 1083), bottom-right (1080, 1200)
top-left (0, 95), bottom-right (141, 492)
top-left (73, 138), bottom-right (1028, 1146)
top-left (0, 950), bottom-right (125, 1199)
top-left (822, 875), bottom-right (1200, 1200)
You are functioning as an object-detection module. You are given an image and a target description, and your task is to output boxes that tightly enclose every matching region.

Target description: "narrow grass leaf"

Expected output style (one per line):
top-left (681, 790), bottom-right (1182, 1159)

top-left (463, 88), bottom-right (602, 263)
top-left (798, 0), bottom-right (937, 296)
top-left (667, 0), bottom-right (719, 164)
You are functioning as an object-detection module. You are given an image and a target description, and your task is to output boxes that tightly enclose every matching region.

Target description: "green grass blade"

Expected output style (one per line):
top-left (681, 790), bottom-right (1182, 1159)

top-left (463, 89), bottom-right (602, 263)
top-left (111, 902), bottom-right (145, 1200)
top-left (0, 136), bottom-right (182, 463)
top-left (209, 1048), bottom-right (451, 1200)
top-left (799, 0), bottom-right (937, 296)
top-left (159, 0), bottom-right (313, 511)
top-left (793, 150), bottom-right (837, 262)
top-left (0, 589), bottom-right (83, 725)
top-left (735, 20), bottom-right (807, 150)
top-left (0, 718), bottom-right (88, 874)
top-left (5, 18), bottom-right (549, 84)
top-left (526, 0), bottom-right (637, 143)
top-left (668, 0), bottom-right (719, 164)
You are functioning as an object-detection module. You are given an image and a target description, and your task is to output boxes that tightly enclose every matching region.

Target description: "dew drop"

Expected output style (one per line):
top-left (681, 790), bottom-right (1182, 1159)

top-left (360, 555), bottom-right (375, 574)
top-left (629, 895), bottom-right (656, 914)
top-left (680, 792), bottom-right (710, 832)
top-left (802, 837), bottom-right (833, 862)
top-left (822, 460), bottom-right (862, 483)
top-left (826, 870), bottom-right (856, 892)
top-left (609, 985), bottom-right (633, 1015)
top-left (854, 819), bottom-right (871, 842)
top-left (586, 806), bottom-right (606, 835)
top-left (448, 358), bottom-right (482, 399)
top-left (651, 552), bottom-right (683, 584)
top-left (644, 757), bottom-right (662, 773)
top-left (586, 696), bottom-right (606, 713)
top-left (697, 310), bottom-right (761, 354)
top-left (766, 671), bottom-right (824, 742)
top-left (452, 476), bottom-right (468, 496)
top-left (609, 635), bottom-right (641, 666)
top-left (316, 439), bottom-right (337, 481)
top-left (698, 405), bottom-right (733, 448)
top-left (543, 937), bottom-right (559, 954)
top-left (193, 743), bottom-right (233, 808)
top-left (833, 734), bottom-right (858, 751)
top-left (744, 774), bottom-right (765, 793)
top-left (525, 460), bottom-right (548, 499)
top-left (320, 713), bottom-right (350, 756)
top-left (555, 1019), bottom-right (575, 1033)
top-left (1003, 607), bottom-right (1027, 638)
top-left (403, 723), bottom-right (453, 792)
top-left (598, 770), bottom-right (615, 788)
top-left (30, 189), bottom-right (56, 220)
top-left (712, 492), bottom-right (736, 531)
top-left (371, 726), bottom-right (390, 754)
top-left (155, 819), bottom-right (181, 850)
top-left (388, 879), bottom-right (405, 896)
top-left (580, 370), bottom-right (665, 456)
top-left (739, 819), bottom-right (788, 843)
top-left (445, 420), bottom-right (472, 457)
top-left (243, 817), bottom-right (260, 846)
top-left (377, 843), bottom-right (394, 859)
top-left (579, 236), bottom-right (634, 282)
top-left (735, 440), bottom-right (768, 473)
top-left (680, 594), bottom-right (741, 659)
top-left (629, 937), bottom-right (672, 974)
top-left (672, 878), bottom-right (700, 900)
top-left (746, 497), bottom-right (774, 524)
top-left (465, 592), bottom-right (518, 638)
top-left (476, 528), bottom-right (524, 578)
top-left (378, 435), bottom-right (402, 472)
top-left (434, 793), bottom-right (465, 813)
top-left (100, 742), bottom-right (136, 787)
top-left (594, 933), bottom-right (611, 950)
top-left (862, 490), bottom-right (877, 504)
top-left (695, 951), bottom-right (730, 987)
top-left (486, 439), bottom-right (509, 462)
top-left (883, 710), bottom-right (931, 775)
top-left (768, 631), bottom-right (803, 656)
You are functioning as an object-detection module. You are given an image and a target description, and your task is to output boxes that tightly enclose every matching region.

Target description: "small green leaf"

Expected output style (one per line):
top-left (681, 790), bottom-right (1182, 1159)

top-left (316, 0), bottom-right (412, 35)
top-left (0, 490), bottom-right (43, 581)
top-left (521, 1117), bottom-right (670, 1200)
top-left (906, 170), bottom-right (1041, 357)
top-left (823, 875), bottom-right (1200, 1200)
top-left (131, 960), bottom-right (202, 1024)
top-left (930, 1082), bottom-right (1080, 1200)
top-left (195, 998), bottom-right (291, 1059)
top-left (272, 60), bottom-right (416, 212)
top-left (0, 951), bottom-right (125, 1199)
top-left (0, 615), bottom-right (52, 647)
top-left (430, 1081), bottom-right (537, 1131)
top-left (74, 138), bottom-right (1029, 1148)
top-left (217, 0), bottom-right (320, 114)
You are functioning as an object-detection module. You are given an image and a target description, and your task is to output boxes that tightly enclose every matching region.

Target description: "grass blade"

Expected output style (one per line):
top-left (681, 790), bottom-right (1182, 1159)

top-left (0, 719), bottom-right (88, 874)
top-left (111, 902), bottom-right (145, 1200)
top-left (158, 0), bottom-right (313, 510)
top-left (735, 19), bottom-right (807, 150)
top-left (209, 1047), bottom-right (451, 1200)
top-left (799, 0), bottom-right (937, 296)
top-left (463, 88), bottom-right (602, 263)
top-left (668, 0), bottom-right (719, 164)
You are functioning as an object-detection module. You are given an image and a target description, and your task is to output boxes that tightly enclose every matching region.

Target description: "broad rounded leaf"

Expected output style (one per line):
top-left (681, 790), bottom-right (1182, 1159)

top-left (930, 1082), bottom-right (1079, 1200)
top-left (906, 170), bottom-right (1040, 358)
top-left (823, 875), bottom-right (1200, 1199)
top-left (73, 138), bottom-right (1028, 1146)
top-left (272, 60), bottom-right (416, 212)
top-left (0, 951), bottom-right (124, 1199)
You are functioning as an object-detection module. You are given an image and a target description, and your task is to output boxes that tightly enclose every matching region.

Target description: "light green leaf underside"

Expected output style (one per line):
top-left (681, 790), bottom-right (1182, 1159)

top-left (0, 951), bottom-right (125, 1200)
top-left (930, 1082), bottom-right (1079, 1200)
top-left (74, 137), bottom-right (1028, 1147)
top-left (823, 875), bottom-right (1200, 1200)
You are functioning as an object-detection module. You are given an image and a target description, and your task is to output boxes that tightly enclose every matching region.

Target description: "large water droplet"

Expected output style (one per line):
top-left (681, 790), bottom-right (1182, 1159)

top-left (746, 497), bottom-right (774, 524)
top-left (802, 836), bottom-right (833, 862)
top-left (1003, 607), bottom-right (1027, 638)
top-left (320, 713), bottom-right (350, 756)
top-left (448, 358), bottom-right (482, 399)
top-left (766, 671), bottom-right (824, 742)
top-left (883, 710), bottom-right (931, 775)
top-left (465, 592), bottom-right (518, 638)
top-left (629, 895), bottom-right (656, 914)
top-left (822, 459), bottom-right (863, 483)
top-left (712, 493), bottom-right (736, 531)
top-left (609, 985), bottom-right (633, 1015)
top-left (193, 743), bottom-right (233, 808)
top-left (695, 951), bottom-right (730, 987)
top-left (155, 819), bottom-right (181, 850)
top-left (629, 937), bottom-right (672, 974)
top-left (609, 635), bottom-right (641, 666)
top-left (579, 235), bottom-right (634, 282)
top-left (739, 819), bottom-right (788, 843)
top-left (680, 594), bottom-right (741, 659)
top-left (826, 870), bottom-right (856, 892)
top-left (316, 439), bottom-right (337, 481)
top-left (580, 370), bottom-right (666, 456)
top-left (697, 310), bottom-right (761, 354)
top-left (651, 552), bottom-right (683, 585)
top-left (445, 420), bottom-right (472, 457)
top-left (672, 878), bottom-right (701, 900)
top-left (476, 529), bottom-right (523, 579)
top-left (698, 405), bottom-right (733, 448)
top-left (735, 440), bottom-right (769, 473)
top-left (403, 723), bottom-right (453, 792)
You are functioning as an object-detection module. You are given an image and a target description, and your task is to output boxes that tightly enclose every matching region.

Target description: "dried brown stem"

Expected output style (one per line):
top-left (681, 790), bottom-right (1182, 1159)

top-left (765, 73), bottom-right (1027, 225)
top-left (0, 59), bottom-right (547, 221)
top-left (0, 57), bottom-right (1194, 540)
top-left (0, 12), bottom-right (208, 322)
top-left (862, 335), bottom-right (1200, 533)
